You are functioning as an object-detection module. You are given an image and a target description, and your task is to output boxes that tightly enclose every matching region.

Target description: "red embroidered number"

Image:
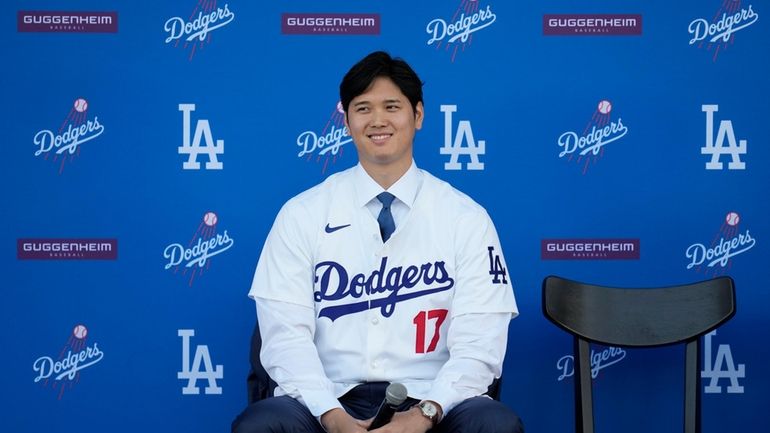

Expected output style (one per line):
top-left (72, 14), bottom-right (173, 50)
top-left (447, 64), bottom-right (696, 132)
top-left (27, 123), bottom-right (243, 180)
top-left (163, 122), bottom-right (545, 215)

top-left (412, 309), bottom-right (448, 353)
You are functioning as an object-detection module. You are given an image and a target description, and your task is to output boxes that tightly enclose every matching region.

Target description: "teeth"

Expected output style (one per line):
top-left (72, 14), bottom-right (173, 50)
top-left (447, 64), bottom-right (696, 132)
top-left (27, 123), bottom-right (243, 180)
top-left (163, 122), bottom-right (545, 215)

top-left (370, 134), bottom-right (390, 140)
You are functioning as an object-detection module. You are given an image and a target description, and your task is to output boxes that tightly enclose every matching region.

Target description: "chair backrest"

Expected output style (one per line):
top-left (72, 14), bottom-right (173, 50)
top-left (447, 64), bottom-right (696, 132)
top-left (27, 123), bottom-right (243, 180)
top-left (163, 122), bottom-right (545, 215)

top-left (247, 320), bottom-right (276, 404)
top-left (542, 275), bottom-right (736, 433)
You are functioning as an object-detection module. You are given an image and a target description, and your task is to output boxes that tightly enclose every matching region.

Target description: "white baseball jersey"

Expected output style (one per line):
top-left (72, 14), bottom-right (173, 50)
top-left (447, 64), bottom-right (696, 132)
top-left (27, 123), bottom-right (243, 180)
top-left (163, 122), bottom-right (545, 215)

top-left (250, 162), bottom-right (518, 417)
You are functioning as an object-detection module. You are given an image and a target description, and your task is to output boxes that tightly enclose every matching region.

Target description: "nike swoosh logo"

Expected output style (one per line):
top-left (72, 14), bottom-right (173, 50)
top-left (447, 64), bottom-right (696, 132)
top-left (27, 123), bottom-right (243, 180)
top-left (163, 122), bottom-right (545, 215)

top-left (325, 223), bottom-right (351, 233)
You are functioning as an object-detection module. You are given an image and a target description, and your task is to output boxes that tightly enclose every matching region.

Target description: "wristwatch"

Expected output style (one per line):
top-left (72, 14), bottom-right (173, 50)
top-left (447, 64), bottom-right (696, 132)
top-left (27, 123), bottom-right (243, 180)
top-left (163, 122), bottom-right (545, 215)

top-left (417, 400), bottom-right (440, 425)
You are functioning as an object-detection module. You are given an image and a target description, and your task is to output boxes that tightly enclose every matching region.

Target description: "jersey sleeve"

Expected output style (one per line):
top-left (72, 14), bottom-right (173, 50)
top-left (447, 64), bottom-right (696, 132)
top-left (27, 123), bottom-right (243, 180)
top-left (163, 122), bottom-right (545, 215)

top-left (249, 201), bottom-right (342, 418)
top-left (249, 200), bottom-right (315, 307)
top-left (450, 208), bottom-right (518, 318)
top-left (426, 207), bottom-right (518, 413)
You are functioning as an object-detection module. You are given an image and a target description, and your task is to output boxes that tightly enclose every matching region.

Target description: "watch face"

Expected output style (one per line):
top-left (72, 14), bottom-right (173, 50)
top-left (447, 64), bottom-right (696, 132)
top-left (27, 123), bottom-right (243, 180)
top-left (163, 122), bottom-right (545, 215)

top-left (421, 402), bottom-right (437, 418)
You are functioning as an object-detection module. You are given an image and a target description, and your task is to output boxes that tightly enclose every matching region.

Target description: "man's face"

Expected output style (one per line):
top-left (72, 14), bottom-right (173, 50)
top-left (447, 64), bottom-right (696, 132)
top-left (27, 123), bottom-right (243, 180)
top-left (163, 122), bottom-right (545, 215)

top-left (345, 77), bottom-right (424, 173)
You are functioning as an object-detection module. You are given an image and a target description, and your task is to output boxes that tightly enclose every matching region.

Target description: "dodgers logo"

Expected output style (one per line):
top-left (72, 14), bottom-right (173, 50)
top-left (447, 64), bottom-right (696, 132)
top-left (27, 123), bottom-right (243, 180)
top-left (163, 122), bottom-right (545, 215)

top-left (163, 211), bottom-right (235, 286)
top-left (686, 211), bottom-right (755, 276)
top-left (701, 104), bottom-right (747, 170)
top-left (178, 103), bottom-right (224, 170)
top-left (164, 2), bottom-right (235, 61)
top-left (688, 2), bottom-right (758, 62)
top-left (33, 97), bottom-right (105, 174)
top-left (297, 101), bottom-right (352, 174)
top-left (178, 329), bottom-right (223, 395)
top-left (32, 324), bottom-right (104, 400)
top-left (426, 1), bottom-right (497, 62)
top-left (314, 257), bottom-right (455, 321)
top-left (557, 99), bottom-right (628, 174)
top-left (487, 246), bottom-right (507, 284)
top-left (556, 346), bottom-right (627, 381)
top-left (702, 330), bottom-right (745, 393)
top-left (440, 104), bottom-right (485, 170)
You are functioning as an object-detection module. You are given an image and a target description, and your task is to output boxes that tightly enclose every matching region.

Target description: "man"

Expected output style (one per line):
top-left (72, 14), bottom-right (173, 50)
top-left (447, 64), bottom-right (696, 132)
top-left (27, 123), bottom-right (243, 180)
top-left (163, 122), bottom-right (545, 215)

top-left (233, 51), bottom-right (523, 433)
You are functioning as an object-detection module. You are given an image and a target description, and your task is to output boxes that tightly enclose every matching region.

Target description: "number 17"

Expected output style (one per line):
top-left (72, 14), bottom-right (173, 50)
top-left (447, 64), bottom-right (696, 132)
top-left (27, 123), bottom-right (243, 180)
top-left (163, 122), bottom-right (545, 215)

top-left (412, 309), bottom-right (448, 354)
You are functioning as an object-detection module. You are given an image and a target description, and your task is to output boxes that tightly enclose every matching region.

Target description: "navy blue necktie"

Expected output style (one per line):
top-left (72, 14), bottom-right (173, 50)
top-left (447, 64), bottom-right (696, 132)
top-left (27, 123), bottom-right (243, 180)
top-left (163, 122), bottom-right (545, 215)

top-left (377, 192), bottom-right (396, 242)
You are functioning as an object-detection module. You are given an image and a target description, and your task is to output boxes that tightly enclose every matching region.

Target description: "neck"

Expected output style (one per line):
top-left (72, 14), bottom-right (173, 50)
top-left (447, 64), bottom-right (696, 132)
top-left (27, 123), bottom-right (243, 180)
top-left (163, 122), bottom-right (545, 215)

top-left (360, 159), bottom-right (410, 190)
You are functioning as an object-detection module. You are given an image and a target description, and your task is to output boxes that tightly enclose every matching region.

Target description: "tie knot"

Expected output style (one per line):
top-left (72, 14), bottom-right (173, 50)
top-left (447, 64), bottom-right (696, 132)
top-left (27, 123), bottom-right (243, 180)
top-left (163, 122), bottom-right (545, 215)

top-left (377, 192), bottom-right (395, 207)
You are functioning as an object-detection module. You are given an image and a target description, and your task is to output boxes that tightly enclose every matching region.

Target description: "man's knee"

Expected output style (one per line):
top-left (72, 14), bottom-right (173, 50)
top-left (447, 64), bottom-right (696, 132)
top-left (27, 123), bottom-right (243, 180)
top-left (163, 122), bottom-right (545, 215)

top-left (441, 397), bottom-right (524, 433)
top-left (232, 396), bottom-right (320, 433)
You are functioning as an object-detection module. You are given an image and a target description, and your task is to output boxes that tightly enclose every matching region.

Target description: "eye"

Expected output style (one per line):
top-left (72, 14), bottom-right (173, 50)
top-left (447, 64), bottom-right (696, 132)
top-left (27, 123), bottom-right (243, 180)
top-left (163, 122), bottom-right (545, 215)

top-left (386, 104), bottom-right (400, 111)
top-left (355, 106), bottom-right (370, 113)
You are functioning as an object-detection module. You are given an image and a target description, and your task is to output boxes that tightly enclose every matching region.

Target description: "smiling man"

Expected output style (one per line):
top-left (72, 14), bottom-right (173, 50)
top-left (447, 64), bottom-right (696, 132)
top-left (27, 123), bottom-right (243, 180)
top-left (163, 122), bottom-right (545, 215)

top-left (233, 51), bottom-right (523, 433)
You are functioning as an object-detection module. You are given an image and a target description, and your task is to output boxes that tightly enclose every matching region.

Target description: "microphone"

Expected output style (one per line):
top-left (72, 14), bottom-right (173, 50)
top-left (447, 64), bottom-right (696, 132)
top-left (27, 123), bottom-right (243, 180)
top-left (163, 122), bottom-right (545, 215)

top-left (368, 382), bottom-right (408, 430)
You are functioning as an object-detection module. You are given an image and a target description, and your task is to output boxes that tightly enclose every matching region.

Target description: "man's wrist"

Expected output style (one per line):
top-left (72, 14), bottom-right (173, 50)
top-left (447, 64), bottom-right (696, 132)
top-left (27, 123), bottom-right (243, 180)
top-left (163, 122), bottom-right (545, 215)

top-left (416, 400), bottom-right (443, 426)
top-left (320, 407), bottom-right (347, 431)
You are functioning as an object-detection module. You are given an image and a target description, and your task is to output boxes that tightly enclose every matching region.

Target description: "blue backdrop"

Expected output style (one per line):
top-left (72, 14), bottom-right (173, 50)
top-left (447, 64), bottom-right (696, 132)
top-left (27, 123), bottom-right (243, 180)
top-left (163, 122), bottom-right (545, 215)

top-left (3, 1), bottom-right (768, 432)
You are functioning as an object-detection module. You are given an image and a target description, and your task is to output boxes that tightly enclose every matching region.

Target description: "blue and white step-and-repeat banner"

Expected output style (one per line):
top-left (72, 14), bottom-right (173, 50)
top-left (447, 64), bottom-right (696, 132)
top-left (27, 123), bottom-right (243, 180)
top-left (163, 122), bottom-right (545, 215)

top-left (3, 1), bottom-right (769, 432)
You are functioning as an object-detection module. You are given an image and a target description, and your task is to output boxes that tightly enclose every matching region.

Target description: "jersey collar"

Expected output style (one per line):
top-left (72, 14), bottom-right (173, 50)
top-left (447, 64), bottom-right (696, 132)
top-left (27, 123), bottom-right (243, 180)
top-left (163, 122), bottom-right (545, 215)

top-left (354, 161), bottom-right (422, 209)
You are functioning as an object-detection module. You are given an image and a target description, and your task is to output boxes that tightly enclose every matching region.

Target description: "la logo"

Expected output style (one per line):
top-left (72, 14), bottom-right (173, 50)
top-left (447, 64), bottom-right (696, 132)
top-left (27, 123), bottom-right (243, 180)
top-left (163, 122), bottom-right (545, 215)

top-left (179, 103), bottom-right (224, 170)
top-left (440, 105), bottom-right (485, 170)
top-left (701, 104), bottom-right (746, 170)
top-left (487, 246), bottom-right (507, 284)
top-left (178, 329), bottom-right (223, 395)
top-left (702, 330), bottom-right (745, 393)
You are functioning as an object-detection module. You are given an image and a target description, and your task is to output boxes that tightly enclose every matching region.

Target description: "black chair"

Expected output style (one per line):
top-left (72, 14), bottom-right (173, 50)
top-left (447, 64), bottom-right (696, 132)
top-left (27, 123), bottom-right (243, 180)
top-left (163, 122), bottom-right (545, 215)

top-left (542, 275), bottom-right (736, 433)
top-left (246, 320), bottom-right (276, 404)
top-left (245, 320), bottom-right (503, 404)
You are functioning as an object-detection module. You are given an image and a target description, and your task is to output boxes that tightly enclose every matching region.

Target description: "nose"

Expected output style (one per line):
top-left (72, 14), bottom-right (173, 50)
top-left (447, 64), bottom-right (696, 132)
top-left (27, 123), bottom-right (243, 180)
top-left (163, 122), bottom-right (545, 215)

top-left (369, 108), bottom-right (387, 127)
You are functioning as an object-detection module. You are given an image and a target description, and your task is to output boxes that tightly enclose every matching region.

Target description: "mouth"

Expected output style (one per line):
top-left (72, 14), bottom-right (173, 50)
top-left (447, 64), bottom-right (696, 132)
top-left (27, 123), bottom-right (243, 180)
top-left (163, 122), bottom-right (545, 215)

top-left (367, 133), bottom-right (392, 144)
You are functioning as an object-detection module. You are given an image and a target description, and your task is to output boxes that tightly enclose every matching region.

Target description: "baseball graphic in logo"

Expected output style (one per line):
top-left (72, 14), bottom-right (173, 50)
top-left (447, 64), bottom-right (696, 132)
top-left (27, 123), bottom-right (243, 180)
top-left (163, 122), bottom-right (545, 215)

top-left (72, 324), bottom-right (88, 339)
top-left (203, 211), bottom-right (218, 227)
top-left (597, 99), bottom-right (612, 115)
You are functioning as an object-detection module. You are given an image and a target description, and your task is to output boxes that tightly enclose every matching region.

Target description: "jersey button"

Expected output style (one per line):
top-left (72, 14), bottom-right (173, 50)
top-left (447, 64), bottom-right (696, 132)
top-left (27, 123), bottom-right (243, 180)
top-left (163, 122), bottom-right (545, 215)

top-left (371, 317), bottom-right (379, 325)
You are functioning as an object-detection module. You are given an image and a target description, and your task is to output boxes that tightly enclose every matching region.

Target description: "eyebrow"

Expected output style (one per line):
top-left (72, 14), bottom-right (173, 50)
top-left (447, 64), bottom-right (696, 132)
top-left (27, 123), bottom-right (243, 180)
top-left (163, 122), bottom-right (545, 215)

top-left (352, 98), bottom-right (403, 107)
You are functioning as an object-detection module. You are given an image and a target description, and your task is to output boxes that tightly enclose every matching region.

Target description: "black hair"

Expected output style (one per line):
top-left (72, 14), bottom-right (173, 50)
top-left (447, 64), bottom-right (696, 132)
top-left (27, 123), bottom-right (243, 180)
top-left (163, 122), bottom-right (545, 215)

top-left (339, 51), bottom-right (424, 114)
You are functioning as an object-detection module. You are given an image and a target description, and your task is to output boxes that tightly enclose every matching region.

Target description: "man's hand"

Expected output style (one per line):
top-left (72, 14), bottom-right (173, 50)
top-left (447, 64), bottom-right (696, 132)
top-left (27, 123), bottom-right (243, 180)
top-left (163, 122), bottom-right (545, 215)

top-left (321, 408), bottom-right (371, 433)
top-left (368, 406), bottom-right (433, 433)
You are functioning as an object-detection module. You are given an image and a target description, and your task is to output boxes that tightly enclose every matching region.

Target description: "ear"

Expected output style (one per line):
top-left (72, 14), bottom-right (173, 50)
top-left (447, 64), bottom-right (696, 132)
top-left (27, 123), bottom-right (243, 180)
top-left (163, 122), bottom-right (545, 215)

top-left (414, 101), bottom-right (424, 130)
top-left (343, 111), bottom-right (350, 130)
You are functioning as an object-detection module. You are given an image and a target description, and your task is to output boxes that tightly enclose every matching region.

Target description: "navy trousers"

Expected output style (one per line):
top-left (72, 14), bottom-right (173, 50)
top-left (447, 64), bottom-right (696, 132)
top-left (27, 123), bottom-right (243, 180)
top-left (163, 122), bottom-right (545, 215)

top-left (232, 382), bottom-right (524, 433)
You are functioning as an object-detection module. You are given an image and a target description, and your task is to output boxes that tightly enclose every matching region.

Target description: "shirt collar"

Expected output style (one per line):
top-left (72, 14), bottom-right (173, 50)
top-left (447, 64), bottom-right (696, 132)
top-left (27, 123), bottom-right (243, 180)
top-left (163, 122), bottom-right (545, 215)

top-left (354, 161), bottom-right (422, 208)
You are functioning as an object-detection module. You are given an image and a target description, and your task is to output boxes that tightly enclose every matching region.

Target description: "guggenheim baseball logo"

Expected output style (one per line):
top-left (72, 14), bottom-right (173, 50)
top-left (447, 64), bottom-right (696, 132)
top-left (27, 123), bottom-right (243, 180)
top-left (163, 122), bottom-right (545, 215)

top-left (18, 11), bottom-right (117, 33)
top-left (542, 239), bottom-right (640, 260)
top-left (282, 13), bottom-right (380, 34)
top-left (18, 239), bottom-right (117, 260)
top-left (544, 14), bottom-right (642, 35)
top-left (33, 324), bottom-right (104, 399)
